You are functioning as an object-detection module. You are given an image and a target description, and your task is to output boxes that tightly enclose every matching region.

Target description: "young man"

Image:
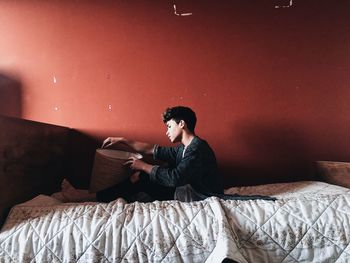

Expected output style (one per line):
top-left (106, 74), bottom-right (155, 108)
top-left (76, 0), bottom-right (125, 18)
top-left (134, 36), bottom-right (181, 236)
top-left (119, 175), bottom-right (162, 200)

top-left (59, 106), bottom-right (223, 203)
top-left (59, 106), bottom-right (276, 203)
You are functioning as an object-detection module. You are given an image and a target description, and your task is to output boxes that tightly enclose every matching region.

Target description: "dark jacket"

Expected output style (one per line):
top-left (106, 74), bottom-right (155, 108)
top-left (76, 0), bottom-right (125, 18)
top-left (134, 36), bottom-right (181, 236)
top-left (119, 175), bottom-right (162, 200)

top-left (149, 136), bottom-right (276, 202)
top-left (150, 136), bottom-right (224, 201)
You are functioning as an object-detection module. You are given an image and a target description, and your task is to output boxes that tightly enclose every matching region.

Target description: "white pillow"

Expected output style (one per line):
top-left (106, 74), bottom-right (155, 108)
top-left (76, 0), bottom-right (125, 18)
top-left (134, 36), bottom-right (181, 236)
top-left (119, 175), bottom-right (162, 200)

top-left (17, 195), bottom-right (63, 206)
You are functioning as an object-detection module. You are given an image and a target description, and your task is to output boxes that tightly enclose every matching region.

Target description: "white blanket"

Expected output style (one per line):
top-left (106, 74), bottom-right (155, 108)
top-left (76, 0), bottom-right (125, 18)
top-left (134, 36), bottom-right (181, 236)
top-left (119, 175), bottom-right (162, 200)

top-left (1, 181), bottom-right (350, 262)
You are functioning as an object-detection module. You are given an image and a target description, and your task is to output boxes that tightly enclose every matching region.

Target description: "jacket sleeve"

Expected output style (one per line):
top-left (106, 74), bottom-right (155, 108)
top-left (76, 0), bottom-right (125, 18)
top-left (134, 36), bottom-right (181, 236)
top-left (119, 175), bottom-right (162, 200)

top-left (150, 148), bottom-right (201, 187)
top-left (153, 144), bottom-right (179, 166)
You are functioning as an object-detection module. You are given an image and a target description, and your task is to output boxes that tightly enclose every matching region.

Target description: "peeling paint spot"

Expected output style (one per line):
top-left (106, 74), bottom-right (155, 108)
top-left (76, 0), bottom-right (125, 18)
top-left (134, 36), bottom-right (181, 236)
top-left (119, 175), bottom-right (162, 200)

top-left (275, 0), bottom-right (293, 8)
top-left (54, 106), bottom-right (59, 111)
top-left (179, 96), bottom-right (183, 100)
top-left (203, 93), bottom-right (207, 96)
top-left (108, 104), bottom-right (112, 111)
top-left (53, 76), bottom-right (57, 84)
top-left (173, 4), bottom-right (193, 16)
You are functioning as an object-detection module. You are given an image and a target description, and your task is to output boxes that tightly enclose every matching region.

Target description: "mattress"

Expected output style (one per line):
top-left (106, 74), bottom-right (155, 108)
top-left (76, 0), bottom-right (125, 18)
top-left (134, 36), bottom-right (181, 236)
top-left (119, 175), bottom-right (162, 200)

top-left (0, 181), bottom-right (349, 262)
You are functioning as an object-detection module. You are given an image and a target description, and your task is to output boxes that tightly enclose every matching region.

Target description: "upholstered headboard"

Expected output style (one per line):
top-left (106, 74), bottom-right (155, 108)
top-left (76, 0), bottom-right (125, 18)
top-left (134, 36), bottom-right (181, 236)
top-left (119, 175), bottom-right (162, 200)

top-left (0, 116), bottom-right (71, 226)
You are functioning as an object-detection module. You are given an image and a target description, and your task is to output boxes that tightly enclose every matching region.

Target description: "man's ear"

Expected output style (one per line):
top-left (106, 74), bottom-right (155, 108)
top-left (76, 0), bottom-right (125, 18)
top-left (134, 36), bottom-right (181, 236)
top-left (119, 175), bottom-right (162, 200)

top-left (179, 120), bottom-right (186, 128)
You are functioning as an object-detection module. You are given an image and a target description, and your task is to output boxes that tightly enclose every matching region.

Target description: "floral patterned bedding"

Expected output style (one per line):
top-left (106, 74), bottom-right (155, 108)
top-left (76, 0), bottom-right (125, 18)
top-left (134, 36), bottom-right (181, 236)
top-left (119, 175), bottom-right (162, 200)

top-left (0, 181), bottom-right (350, 262)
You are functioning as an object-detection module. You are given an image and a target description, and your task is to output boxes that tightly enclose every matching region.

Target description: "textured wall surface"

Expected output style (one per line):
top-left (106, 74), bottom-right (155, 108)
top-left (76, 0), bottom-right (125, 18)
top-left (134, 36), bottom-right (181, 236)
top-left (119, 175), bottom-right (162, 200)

top-left (1, 1), bottom-right (350, 185)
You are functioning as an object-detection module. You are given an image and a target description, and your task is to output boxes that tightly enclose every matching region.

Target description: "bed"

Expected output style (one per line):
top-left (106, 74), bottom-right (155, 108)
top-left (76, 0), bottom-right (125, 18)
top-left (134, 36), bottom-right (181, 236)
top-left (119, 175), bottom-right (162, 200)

top-left (1, 116), bottom-right (350, 262)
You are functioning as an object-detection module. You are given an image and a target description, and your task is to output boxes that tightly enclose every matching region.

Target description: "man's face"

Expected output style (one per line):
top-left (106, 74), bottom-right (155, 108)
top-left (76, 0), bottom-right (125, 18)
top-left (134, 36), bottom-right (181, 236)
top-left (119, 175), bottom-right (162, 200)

top-left (166, 119), bottom-right (183, 143)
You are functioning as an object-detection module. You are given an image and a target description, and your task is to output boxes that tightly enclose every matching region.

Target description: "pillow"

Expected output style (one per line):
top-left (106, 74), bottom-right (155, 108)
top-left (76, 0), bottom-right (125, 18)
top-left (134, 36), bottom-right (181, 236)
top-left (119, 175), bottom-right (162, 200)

top-left (18, 195), bottom-right (63, 206)
top-left (316, 161), bottom-right (350, 189)
top-left (89, 149), bottom-right (142, 193)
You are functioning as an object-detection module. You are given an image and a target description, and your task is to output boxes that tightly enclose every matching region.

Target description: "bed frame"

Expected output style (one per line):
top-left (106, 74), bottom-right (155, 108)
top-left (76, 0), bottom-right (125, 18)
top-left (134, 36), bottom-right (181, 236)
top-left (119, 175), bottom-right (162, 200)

top-left (0, 116), bottom-right (71, 226)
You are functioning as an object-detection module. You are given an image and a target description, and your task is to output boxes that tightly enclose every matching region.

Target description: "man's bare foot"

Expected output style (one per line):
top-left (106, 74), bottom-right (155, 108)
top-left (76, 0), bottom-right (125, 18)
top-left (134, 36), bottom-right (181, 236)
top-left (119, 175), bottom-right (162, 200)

top-left (56, 179), bottom-right (96, 202)
top-left (61, 179), bottom-right (75, 192)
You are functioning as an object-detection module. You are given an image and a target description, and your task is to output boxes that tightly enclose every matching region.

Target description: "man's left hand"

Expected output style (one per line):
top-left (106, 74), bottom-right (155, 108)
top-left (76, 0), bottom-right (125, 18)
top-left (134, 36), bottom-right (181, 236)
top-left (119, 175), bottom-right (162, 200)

top-left (124, 157), bottom-right (145, 171)
top-left (130, 171), bottom-right (141, 184)
top-left (124, 157), bottom-right (153, 174)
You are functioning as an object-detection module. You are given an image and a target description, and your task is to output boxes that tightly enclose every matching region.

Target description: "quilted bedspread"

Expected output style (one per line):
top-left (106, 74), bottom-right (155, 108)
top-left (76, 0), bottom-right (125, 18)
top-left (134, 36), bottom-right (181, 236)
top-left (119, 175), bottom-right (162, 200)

top-left (0, 181), bottom-right (350, 262)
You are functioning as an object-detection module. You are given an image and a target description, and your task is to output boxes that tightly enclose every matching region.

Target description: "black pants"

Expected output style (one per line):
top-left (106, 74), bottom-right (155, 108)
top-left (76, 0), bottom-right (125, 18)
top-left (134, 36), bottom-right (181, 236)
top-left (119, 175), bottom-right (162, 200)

top-left (96, 172), bottom-right (175, 203)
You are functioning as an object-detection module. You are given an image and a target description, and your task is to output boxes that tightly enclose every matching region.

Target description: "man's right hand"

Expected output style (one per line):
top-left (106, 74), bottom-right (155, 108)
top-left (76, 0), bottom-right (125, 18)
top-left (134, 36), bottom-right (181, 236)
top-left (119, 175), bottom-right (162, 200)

top-left (101, 137), bottom-right (125, 148)
top-left (102, 137), bottom-right (155, 155)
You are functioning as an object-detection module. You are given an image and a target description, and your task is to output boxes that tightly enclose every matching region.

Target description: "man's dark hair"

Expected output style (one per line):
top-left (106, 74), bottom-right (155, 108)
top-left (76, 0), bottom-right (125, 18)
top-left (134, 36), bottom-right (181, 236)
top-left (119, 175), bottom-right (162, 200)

top-left (162, 106), bottom-right (197, 133)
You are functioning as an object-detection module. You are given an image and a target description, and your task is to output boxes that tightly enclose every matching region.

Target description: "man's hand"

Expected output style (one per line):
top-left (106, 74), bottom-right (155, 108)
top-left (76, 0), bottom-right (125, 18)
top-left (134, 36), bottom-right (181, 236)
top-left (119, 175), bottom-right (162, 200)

top-left (102, 137), bottom-right (125, 148)
top-left (130, 171), bottom-right (141, 184)
top-left (124, 157), bottom-right (153, 174)
top-left (124, 157), bottom-right (146, 171)
top-left (102, 137), bottom-right (155, 155)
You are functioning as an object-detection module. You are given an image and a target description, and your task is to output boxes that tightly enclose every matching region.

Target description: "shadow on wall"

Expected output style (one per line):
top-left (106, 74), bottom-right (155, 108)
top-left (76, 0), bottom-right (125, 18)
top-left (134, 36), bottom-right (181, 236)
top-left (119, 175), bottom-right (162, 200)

top-left (67, 130), bottom-right (101, 189)
top-left (0, 74), bottom-right (22, 118)
top-left (221, 120), bottom-right (314, 187)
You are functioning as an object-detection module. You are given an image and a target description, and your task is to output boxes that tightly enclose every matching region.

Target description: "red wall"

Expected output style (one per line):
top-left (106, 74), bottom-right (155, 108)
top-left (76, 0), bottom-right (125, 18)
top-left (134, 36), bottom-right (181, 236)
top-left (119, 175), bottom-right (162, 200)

top-left (1, 0), bottom-right (350, 186)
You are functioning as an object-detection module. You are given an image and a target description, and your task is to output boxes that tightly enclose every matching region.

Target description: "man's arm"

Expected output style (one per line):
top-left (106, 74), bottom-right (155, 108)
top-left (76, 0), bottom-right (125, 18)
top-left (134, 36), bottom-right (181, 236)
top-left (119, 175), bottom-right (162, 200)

top-left (102, 137), bottom-right (155, 155)
top-left (124, 154), bottom-right (196, 186)
top-left (149, 152), bottom-right (200, 187)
